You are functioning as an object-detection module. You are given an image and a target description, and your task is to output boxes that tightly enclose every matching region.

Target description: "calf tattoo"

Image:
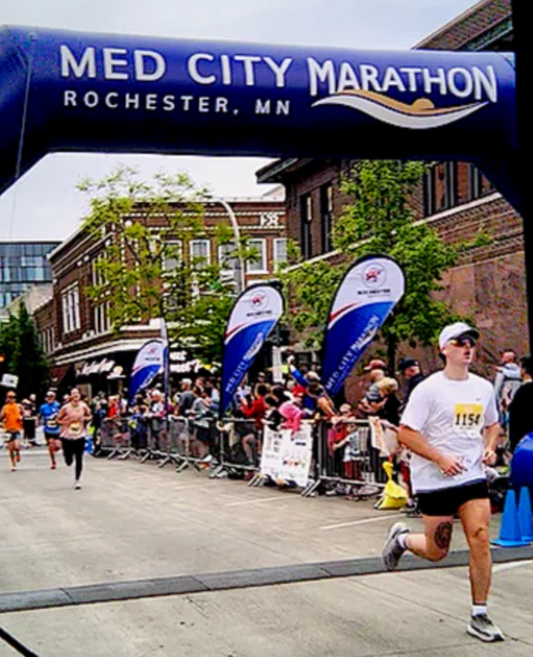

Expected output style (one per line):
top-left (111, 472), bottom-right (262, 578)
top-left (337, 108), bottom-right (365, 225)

top-left (434, 521), bottom-right (453, 550)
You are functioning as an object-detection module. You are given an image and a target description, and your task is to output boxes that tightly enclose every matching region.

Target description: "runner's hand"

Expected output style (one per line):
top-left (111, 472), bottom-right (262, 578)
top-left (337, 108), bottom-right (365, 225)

top-left (482, 448), bottom-right (497, 466)
top-left (437, 454), bottom-right (466, 476)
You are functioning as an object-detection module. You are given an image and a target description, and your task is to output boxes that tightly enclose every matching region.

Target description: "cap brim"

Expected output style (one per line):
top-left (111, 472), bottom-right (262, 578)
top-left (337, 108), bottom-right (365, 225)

top-left (458, 328), bottom-right (480, 341)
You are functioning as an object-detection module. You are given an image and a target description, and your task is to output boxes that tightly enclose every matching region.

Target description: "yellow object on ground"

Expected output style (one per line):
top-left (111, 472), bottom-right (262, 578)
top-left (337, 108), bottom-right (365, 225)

top-left (375, 461), bottom-right (408, 510)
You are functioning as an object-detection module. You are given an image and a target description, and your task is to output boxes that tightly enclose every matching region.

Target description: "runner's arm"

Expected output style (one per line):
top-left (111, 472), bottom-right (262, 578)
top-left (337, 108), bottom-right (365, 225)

top-left (482, 421), bottom-right (502, 465)
top-left (398, 424), bottom-right (464, 475)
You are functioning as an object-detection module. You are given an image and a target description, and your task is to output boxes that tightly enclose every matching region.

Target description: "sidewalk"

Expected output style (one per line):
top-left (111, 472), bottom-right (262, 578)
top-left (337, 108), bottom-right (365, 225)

top-left (0, 448), bottom-right (531, 656)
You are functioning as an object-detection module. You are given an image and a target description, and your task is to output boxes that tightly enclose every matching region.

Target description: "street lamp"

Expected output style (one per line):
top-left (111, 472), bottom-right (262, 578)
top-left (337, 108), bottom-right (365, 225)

top-left (215, 198), bottom-right (246, 295)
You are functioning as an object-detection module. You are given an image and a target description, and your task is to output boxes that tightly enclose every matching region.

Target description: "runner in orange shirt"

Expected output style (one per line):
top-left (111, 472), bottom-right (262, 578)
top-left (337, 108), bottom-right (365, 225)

top-left (0, 391), bottom-right (23, 471)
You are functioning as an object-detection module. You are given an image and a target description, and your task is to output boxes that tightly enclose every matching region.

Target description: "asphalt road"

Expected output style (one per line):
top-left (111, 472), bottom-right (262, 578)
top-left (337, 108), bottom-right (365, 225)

top-left (0, 446), bottom-right (531, 657)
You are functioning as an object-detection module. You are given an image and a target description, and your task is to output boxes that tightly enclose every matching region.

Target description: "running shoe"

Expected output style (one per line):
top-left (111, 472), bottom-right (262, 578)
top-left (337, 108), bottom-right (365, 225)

top-left (382, 522), bottom-right (410, 571)
top-left (75, 482), bottom-right (81, 490)
top-left (467, 614), bottom-right (504, 642)
top-left (51, 463), bottom-right (56, 470)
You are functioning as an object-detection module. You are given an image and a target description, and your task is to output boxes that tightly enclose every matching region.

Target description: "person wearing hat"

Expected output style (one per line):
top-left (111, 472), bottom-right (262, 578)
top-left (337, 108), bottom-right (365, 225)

top-left (397, 357), bottom-right (424, 407)
top-left (382, 322), bottom-right (504, 643)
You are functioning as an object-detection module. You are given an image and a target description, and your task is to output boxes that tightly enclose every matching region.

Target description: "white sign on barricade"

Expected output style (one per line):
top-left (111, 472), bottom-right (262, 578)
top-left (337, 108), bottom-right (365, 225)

top-left (260, 423), bottom-right (313, 488)
top-left (260, 426), bottom-right (284, 481)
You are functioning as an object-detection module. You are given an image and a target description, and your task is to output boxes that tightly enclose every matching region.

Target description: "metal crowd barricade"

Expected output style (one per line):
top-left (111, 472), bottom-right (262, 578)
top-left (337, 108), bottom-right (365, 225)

top-left (98, 410), bottom-right (395, 501)
top-left (157, 415), bottom-right (188, 469)
top-left (139, 415), bottom-right (167, 463)
top-left (209, 418), bottom-right (260, 481)
top-left (100, 416), bottom-right (134, 460)
top-left (301, 418), bottom-right (387, 497)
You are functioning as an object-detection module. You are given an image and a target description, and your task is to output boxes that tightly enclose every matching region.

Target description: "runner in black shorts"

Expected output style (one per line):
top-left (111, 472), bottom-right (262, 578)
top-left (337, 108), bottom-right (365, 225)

top-left (39, 391), bottom-right (61, 469)
top-left (382, 322), bottom-right (504, 643)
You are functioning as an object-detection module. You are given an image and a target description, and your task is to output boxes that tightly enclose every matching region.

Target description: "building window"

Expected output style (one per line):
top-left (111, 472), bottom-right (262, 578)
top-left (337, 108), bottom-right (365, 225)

top-left (467, 164), bottom-right (496, 201)
top-left (273, 239), bottom-right (288, 268)
top-left (189, 239), bottom-right (211, 266)
top-left (92, 253), bottom-right (107, 286)
top-left (320, 184), bottom-right (334, 253)
top-left (247, 239), bottom-right (267, 273)
top-left (300, 194), bottom-right (313, 259)
top-left (218, 243), bottom-right (238, 279)
top-left (94, 300), bottom-right (110, 335)
top-left (61, 285), bottom-right (81, 334)
top-left (162, 241), bottom-right (183, 272)
top-left (423, 162), bottom-right (457, 216)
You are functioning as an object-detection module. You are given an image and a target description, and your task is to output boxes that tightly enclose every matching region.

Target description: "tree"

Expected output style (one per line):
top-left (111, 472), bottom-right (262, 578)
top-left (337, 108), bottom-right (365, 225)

top-left (79, 166), bottom-right (259, 365)
top-left (281, 160), bottom-right (465, 369)
top-left (0, 304), bottom-right (50, 401)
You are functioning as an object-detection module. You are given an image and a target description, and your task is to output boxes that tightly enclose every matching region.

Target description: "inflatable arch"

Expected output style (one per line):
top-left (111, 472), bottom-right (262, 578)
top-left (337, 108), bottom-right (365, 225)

top-left (0, 26), bottom-right (520, 213)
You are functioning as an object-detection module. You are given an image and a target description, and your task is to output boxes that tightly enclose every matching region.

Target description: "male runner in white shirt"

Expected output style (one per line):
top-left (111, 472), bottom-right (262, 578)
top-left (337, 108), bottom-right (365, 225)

top-left (382, 322), bottom-right (504, 642)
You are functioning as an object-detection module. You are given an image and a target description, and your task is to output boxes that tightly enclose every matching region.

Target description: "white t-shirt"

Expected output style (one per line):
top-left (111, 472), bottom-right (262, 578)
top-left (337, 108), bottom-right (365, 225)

top-left (400, 371), bottom-right (498, 493)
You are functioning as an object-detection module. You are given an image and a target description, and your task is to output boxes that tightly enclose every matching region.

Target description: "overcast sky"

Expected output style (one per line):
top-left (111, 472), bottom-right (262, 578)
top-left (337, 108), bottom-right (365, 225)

top-left (1, 0), bottom-right (477, 241)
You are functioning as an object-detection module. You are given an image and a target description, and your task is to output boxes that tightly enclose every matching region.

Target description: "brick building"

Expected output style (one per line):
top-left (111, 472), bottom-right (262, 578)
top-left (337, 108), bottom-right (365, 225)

top-left (257, 0), bottom-right (522, 384)
top-left (33, 198), bottom-right (286, 396)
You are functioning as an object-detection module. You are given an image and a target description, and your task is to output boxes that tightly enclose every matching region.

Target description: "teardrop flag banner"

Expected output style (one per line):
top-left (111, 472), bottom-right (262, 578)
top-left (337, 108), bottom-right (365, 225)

top-left (220, 282), bottom-right (284, 417)
top-left (129, 338), bottom-right (167, 402)
top-left (322, 255), bottom-right (405, 397)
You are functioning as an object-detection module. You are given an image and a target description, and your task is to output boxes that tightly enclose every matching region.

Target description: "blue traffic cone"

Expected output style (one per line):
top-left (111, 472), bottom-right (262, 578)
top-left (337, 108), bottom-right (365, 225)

top-left (518, 487), bottom-right (533, 543)
top-left (492, 489), bottom-right (530, 547)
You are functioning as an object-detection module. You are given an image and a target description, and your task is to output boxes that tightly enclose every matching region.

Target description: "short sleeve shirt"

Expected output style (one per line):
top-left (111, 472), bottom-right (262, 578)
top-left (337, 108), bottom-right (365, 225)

top-left (400, 371), bottom-right (498, 493)
top-left (39, 401), bottom-right (61, 435)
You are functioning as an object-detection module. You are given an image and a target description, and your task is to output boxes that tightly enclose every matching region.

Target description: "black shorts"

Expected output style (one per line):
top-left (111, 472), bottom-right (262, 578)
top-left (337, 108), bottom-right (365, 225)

top-left (4, 431), bottom-right (20, 443)
top-left (45, 433), bottom-right (60, 443)
top-left (416, 480), bottom-right (489, 517)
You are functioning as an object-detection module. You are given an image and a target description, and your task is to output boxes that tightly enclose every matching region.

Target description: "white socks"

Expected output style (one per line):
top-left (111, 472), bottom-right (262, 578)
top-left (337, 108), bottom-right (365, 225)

top-left (472, 604), bottom-right (488, 617)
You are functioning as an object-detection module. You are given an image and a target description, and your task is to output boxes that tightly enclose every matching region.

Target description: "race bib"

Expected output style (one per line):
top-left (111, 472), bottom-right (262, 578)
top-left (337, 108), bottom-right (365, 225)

top-left (69, 422), bottom-right (82, 435)
top-left (46, 419), bottom-right (57, 428)
top-left (453, 403), bottom-right (483, 436)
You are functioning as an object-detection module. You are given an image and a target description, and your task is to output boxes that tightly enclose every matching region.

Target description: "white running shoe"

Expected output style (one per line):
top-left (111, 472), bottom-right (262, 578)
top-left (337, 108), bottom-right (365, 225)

top-left (382, 522), bottom-right (410, 571)
top-left (467, 614), bottom-right (505, 642)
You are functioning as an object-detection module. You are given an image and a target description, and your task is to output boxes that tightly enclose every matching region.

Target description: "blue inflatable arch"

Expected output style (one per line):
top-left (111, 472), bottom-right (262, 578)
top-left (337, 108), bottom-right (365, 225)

top-left (0, 26), bottom-right (519, 213)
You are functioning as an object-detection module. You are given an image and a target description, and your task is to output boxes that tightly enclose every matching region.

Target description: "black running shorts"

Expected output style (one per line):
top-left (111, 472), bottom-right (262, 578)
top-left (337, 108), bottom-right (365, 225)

top-left (416, 480), bottom-right (489, 517)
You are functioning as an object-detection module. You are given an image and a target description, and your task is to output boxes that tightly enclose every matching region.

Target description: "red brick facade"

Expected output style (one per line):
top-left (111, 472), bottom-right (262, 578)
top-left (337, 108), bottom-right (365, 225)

top-left (257, 0), bottom-right (522, 392)
top-left (36, 199), bottom-right (286, 393)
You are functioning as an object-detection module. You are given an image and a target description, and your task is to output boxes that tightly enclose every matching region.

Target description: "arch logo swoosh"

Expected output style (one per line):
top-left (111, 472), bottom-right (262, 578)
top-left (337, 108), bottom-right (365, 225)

top-left (312, 90), bottom-right (488, 130)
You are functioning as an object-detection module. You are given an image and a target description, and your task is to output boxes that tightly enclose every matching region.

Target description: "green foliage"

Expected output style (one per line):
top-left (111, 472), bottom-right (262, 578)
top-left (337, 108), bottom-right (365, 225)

top-left (0, 304), bottom-right (50, 401)
top-left (281, 160), bottom-right (460, 366)
top-left (79, 166), bottom-right (257, 365)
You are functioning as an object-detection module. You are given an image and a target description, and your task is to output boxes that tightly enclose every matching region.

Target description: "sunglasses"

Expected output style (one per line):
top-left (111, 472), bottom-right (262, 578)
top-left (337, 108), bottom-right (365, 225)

top-left (450, 337), bottom-right (477, 348)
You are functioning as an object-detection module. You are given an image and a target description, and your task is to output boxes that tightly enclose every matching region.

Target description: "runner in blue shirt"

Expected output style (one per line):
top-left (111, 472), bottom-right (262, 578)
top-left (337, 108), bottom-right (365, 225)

top-left (39, 391), bottom-right (61, 470)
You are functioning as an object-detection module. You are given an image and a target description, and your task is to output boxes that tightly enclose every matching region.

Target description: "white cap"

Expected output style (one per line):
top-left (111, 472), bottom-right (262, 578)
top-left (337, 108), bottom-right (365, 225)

top-left (438, 322), bottom-right (479, 350)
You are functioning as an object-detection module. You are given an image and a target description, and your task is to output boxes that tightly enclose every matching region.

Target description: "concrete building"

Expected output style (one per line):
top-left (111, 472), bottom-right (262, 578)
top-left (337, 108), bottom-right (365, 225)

top-left (0, 241), bottom-right (59, 309)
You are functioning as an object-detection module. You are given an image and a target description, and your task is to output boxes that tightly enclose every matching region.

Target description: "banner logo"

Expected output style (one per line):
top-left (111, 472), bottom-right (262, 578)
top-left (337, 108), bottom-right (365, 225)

top-left (249, 290), bottom-right (268, 309)
top-left (363, 262), bottom-right (387, 288)
top-left (312, 91), bottom-right (487, 130)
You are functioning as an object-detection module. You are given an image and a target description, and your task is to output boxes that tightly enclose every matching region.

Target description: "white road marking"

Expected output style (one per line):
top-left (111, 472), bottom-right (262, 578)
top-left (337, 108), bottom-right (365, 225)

top-left (320, 513), bottom-right (404, 531)
top-left (225, 496), bottom-right (293, 508)
top-left (493, 560), bottom-right (533, 573)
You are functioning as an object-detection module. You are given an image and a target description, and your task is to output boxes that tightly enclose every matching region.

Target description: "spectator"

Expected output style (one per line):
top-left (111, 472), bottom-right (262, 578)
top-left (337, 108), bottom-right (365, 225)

top-left (508, 355), bottom-right (533, 452)
top-left (240, 383), bottom-right (269, 467)
top-left (493, 349), bottom-right (521, 428)
top-left (397, 358), bottom-right (424, 407)
top-left (176, 378), bottom-right (196, 417)
top-left (21, 397), bottom-right (37, 447)
top-left (359, 359), bottom-right (387, 415)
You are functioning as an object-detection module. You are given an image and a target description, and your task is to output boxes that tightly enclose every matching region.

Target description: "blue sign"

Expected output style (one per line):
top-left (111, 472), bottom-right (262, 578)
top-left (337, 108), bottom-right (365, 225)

top-left (322, 256), bottom-right (405, 397)
top-left (220, 283), bottom-right (284, 417)
top-left (129, 339), bottom-right (166, 401)
top-left (0, 26), bottom-right (519, 211)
